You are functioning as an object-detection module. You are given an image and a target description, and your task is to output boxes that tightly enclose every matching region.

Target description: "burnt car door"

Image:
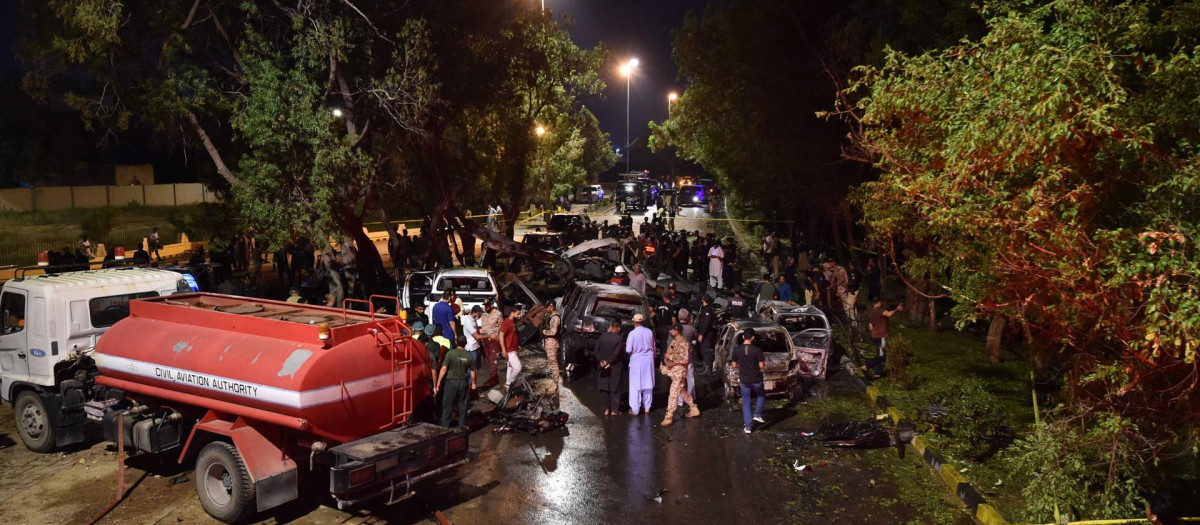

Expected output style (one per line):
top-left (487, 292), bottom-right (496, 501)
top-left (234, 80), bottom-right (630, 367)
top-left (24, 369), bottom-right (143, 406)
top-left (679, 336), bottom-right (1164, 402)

top-left (400, 271), bottom-right (435, 309)
top-left (792, 328), bottom-right (832, 379)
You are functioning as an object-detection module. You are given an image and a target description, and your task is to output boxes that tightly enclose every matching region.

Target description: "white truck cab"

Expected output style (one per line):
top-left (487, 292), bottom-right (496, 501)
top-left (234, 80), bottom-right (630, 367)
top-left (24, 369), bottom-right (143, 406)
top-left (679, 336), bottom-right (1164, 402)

top-left (0, 267), bottom-right (185, 451)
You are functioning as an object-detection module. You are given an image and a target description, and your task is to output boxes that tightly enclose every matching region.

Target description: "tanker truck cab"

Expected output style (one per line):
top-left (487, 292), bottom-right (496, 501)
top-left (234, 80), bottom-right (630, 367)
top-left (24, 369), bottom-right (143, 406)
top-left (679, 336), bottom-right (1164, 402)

top-left (0, 267), bottom-right (187, 452)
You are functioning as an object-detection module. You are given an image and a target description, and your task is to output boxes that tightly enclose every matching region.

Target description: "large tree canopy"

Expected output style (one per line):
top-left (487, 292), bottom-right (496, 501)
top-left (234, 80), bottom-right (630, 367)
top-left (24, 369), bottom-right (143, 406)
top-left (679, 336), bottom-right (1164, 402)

top-left (842, 0), bottom-right (1200, 516)
top-left (19, 0), bottom-right (615, 290)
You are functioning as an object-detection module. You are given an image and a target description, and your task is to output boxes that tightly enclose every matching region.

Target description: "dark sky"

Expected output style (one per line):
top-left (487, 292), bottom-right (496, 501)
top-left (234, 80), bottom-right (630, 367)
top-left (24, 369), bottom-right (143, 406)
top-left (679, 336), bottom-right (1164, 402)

top-left (551, 0), bottom-right (711, 164)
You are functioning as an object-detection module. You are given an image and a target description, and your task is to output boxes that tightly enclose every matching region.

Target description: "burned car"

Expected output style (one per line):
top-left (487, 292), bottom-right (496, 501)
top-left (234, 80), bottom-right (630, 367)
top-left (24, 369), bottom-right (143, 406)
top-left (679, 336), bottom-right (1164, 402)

top-left (521, 231), bottom-right (569, 254)
top-left (557, 281), bottom-right (653, 365)
top-left (713, 321), bottom-right (818, 398)
top-left (763, 304), bottom-right (833, 380)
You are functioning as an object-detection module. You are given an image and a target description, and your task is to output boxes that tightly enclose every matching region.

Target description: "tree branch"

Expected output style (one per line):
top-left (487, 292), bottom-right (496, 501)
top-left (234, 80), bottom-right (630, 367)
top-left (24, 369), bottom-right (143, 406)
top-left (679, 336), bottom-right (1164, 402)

top-left (183, 108), bottom-right (245, 188)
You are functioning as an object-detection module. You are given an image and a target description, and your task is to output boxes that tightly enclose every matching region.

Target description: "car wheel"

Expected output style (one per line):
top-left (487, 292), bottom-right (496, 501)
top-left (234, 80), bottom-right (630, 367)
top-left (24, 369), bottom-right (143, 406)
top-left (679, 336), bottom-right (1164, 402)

top-left (15, 391), bottom-right (56, 453)
top-left (195, 441), bottom-right (257, 524)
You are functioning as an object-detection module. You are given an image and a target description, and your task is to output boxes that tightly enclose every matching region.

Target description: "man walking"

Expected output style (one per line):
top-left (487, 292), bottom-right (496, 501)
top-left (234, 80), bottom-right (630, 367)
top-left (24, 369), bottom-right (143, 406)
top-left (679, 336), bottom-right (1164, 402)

top-left (864, 299), bottom-right (903, 377)
top-left (463, 306), bottom-right (484, 376)
top-left (541, 302), bottom-right (562, 382)
top-left (501, 306), bottom-right (523, 386)
top-left (595, 321), bottom-right (626, 415)
top-left (707, 240), bottom-right (725, 290)
top-left (731, 330), bottom-right (766, 434)
top-left (434, 340), bottom-right (476, 428)
top-left (661, 324), bottom-right (701, 426)
top-left (149, 227), bottom-right (162, 261)
top-left (625, 314), bottom-right (656, 415)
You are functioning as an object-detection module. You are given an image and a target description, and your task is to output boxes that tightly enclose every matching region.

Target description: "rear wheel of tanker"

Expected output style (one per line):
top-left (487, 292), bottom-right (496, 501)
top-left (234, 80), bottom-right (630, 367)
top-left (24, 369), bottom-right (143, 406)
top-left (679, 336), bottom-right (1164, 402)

top-left (15, 391), bottom-right (55, 453)
top-left (196, 442), bottom-right (256, 524)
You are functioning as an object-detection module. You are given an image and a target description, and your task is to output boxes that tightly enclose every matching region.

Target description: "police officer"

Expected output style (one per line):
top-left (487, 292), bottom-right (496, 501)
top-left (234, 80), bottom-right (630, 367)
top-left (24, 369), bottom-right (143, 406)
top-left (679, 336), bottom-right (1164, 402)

top-left (695, 294), bottom-right (718, 373)
top-left (728, 289), bottom-right (749, 319)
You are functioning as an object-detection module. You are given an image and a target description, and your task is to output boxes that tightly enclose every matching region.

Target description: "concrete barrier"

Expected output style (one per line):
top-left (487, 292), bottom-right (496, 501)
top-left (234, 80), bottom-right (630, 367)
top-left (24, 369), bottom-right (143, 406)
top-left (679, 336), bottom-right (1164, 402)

top-left (108, 185), bottom-right (144, 207)
top-left (144, 184), bottom-right (176, 206)
top-left (175, 183), bottom-right (204, 204)
top-left (0, 188), bottom-right (33, 212)
top-left (72, 186), bottom-right (108, 208)
top-left (33, 187), bottom-right (72, 211)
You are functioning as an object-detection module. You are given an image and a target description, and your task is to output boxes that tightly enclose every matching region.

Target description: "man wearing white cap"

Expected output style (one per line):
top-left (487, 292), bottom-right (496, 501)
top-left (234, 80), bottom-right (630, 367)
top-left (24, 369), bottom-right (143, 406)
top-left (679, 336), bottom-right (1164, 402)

top-left (625, 313), bottom-right (656, 415)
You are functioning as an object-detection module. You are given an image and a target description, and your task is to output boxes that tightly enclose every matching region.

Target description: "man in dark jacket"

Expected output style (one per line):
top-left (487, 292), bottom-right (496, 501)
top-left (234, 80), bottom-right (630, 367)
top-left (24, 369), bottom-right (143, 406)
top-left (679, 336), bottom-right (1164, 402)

top-left (595, 321), bottom-right (626, 415)
top-left (695, 295), bottom-right (718, 373)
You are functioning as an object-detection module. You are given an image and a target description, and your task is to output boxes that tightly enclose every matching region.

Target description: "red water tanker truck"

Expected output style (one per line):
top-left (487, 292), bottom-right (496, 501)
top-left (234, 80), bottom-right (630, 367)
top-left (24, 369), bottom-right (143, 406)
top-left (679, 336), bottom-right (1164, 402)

top-left (44, 291), bottom-right (465, 523)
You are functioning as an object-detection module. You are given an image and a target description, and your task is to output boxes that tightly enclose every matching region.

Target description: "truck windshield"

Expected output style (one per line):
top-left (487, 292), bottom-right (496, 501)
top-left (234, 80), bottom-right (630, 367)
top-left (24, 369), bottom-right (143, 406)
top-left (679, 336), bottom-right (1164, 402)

top-left (437, 277), bottom-right (494, 294)
top-left (89, 292), bottom-right (159, 328)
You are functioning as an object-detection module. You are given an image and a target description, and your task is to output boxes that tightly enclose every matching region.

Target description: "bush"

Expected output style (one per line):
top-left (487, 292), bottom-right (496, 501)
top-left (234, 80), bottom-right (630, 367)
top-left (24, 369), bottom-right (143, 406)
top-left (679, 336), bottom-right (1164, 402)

top-left (884, 333), bottom-right (913, 388)
top-left (1004, 410), bottom-right (1146, 522)
top-left (923, 378), bottom-right (1011, 459)
top-left (79, 207), bottom-right (118, 242)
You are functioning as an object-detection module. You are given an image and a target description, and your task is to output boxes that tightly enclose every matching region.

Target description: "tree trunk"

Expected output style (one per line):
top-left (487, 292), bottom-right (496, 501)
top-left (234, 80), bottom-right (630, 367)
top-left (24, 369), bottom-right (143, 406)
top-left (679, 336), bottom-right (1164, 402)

top-left (337, 213), bottom-right (390, 297)
top-left (904, 278), bottom-right (931, 328)
top-left (986, 314), bottom-right (1007, 363)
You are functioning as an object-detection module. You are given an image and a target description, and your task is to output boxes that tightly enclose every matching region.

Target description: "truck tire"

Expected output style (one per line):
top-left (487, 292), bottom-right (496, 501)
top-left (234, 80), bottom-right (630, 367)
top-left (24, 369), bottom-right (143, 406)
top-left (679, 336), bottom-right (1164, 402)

top-left (196, 442), bottom-right (257, 524)
top-left (15, 391), bottom-right (56, 453)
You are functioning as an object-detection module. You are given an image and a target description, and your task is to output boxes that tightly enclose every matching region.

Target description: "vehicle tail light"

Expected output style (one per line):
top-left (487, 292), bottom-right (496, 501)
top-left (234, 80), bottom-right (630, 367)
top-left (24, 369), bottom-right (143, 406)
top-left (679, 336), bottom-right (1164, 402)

top-left (581, 319), bottom-right (595, 333)
top-left (446, 434), bottom-right (468, 454)
top-left (349, 464), bottom-right (376, 487)
top-left (114, 247), bottom-right (125, 260)
top-left (318, 323), bottom-right (331, 341)
top-left (38, 251), bottom-right (49, 266)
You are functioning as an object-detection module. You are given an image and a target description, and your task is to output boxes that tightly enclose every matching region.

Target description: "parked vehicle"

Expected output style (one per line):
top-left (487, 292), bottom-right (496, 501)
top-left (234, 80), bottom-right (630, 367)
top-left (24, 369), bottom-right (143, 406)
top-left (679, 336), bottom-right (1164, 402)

top-left (399, 268), bottom-right (539, 320)
top-left (575, 184), bottom-right (604, 204)
top-left (546, 213), bottom-right (583, 233)
top-left (2, 270), bottom-right (468, 523)
top-left (557, 282), bottom-right (653, 364)
top-left (759, 303), bottom-right (833, 380)
top-left (678, 184), bottom-right (706, 207)
top-left (616, 181), bottom-right (651, 212)
top-left (712, 321), bottom-right (818, 398)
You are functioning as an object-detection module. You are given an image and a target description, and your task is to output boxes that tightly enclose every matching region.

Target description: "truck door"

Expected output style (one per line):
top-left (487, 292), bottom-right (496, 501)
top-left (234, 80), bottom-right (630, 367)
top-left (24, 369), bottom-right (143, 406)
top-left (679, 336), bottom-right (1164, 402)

top-left (0, 290), bottom-right (30, 400)
top-left (401, 272), bottom-right (434, 309)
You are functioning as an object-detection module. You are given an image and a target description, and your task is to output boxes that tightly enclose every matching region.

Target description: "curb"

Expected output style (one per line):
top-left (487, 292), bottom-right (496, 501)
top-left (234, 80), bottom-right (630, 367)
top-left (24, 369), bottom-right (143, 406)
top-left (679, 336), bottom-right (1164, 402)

top-left (840, 361), bottom-right (1012, 525)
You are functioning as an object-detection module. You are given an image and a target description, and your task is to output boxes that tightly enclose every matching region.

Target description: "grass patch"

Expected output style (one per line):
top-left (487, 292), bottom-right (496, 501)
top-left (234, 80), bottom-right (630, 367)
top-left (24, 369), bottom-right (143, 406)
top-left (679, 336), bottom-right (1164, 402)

top-left (0, 205), bottom-right (201, 266)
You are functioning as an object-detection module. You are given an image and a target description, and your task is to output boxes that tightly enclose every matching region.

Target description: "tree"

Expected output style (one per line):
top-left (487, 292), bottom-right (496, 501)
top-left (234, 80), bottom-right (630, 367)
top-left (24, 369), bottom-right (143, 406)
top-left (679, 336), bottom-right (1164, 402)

top-left (840, 0), bottom-right (1200, 516)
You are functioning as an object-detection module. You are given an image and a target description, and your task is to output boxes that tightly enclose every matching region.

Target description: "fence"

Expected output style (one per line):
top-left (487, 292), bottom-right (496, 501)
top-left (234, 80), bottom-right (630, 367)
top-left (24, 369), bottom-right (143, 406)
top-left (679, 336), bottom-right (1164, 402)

top-left (0, 226), bottom-right (182, 267)
top-left (0, 183), bottom-right (221, 212)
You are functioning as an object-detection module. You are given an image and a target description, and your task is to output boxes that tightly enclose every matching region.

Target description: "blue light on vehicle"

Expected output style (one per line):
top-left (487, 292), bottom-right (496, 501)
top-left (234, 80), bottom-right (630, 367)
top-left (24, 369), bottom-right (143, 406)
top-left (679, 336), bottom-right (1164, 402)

top-left (182, 274), bottom-right (200, 292)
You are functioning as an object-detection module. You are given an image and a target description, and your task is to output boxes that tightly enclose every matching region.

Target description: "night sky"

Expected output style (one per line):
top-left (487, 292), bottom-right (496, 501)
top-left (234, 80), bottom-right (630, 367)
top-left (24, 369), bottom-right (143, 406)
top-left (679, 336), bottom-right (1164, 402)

top-left (0, 0), bottom-right (710, 178)
top-left (550, 0), bottom-right (711, 164)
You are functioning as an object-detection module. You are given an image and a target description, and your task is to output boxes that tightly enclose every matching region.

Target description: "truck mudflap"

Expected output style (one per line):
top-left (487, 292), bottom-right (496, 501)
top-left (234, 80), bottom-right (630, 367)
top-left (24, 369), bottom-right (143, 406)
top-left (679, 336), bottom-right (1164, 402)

top-left (328, 422), bottom-right (469, 508)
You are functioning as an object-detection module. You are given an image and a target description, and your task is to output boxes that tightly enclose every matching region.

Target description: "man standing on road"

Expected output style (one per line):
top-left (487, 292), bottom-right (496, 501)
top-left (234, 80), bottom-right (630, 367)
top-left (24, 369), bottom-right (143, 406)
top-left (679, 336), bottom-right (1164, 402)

top-left (541, 302), bottom-right (562, 382)
top-left (463, 306), bottom-right (484, 375)
top-left (629, 263), bottom-right (647, 295)
top-left (727, 289), bottom-right (749, 319)
top-left (844, 260), bottom-right (863, 325)
top-left (625, 314), bottom-right (656, 415)
top-left (434, 340), bottom-right (475, 428)
top-left (478, 299), bottom-right (504, 388)
top-left (149, 227), bottom-right (162, 261)
top-left (661, 324), bottom-right (701, 426)
top-left (432, 291), bottom-right (458, 342)
top-left (776, 275), bottom-right (793, 303)
top-left (596, 320), bottom-right (626, 415)
top-left (757, 274), bottom-right (776, 308)
top-left (677, 309), bottom-right (698, 400)
top-left (762, 229), bottom-right (780, 277)
top-left (731, 330), bottom-right (766, 434)
top-left (695, 295), bottom-right (717, 373)
top-left (707, 240), bottom-right (725, 290)
top-left (501, 306), bottom-right (523, 386)
top-left (864, 299), bottom-right (903, 377)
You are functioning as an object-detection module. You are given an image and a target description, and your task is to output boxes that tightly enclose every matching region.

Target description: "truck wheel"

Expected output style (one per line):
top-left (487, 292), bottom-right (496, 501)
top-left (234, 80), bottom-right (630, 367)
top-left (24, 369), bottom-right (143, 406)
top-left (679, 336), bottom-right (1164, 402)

top-left (15, 391), bottom-right (56, 453)
top-left (195, 442), bottom-right (257, 524)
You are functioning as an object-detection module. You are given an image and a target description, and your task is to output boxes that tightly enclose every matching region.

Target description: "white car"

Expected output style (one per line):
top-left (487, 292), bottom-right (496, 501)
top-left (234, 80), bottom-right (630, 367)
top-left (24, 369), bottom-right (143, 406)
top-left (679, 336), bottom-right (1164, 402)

top-left (399, 268), bottom-right (540, 316)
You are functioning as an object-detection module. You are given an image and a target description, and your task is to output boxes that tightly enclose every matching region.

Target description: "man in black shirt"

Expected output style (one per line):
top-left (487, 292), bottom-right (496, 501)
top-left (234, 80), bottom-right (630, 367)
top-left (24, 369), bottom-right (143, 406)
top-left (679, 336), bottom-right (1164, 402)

top-left (654, 294), bottom-right (679, 360)
top-left (694, 295), bottom-right (717, 373)
top-left (731, 329), bottom-right (766, 434)
top-left (727, 290), bottom-right (748, 319)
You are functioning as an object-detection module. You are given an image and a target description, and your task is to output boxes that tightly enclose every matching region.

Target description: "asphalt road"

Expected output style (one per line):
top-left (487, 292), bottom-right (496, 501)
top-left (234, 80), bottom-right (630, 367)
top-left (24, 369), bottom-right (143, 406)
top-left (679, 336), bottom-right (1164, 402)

top-left (0, 198), bottom-right (972, 525)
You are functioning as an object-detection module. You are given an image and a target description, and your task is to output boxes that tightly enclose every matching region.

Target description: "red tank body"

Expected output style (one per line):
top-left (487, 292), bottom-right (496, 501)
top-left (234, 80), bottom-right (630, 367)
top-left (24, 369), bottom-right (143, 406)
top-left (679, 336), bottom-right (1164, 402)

top-left (93, 293), bottom-right (432, 443)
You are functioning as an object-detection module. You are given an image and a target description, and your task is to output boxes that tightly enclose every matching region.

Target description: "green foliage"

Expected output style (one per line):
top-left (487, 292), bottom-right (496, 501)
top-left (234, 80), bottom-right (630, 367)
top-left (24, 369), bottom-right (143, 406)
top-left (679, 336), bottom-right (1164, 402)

top-left (79, 207), bottom-right (117, 241)
top-left (884, 333), bottom-right (913, 388)
top-left (924, 378), bottom-right (1009, 459)
top-left (1005, 410), bottom-right (1146, 522)
top-left (844, 0), bottom-right (1200, 473)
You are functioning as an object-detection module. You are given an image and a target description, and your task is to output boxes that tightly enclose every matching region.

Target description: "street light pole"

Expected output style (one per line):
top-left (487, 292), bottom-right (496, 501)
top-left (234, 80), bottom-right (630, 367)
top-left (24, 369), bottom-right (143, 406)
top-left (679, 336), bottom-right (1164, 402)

top-left (536, 125), bottom-right (550, 214)
top-left (620, 58), bottom-right (638, 174)
top-left (668, 92), bottom-right (678, 178)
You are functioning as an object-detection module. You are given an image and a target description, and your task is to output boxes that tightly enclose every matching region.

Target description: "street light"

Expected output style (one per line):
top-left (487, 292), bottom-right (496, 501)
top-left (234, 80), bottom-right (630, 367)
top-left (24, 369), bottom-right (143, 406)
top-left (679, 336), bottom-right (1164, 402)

top-left (620, 58), bottom-right (639, 173)
top-left (331, 108), bottom-right (344, 118)
top-left (668, 92), bottom-right (678, 118)
top-left (536, 125), bottom-right (550, 214)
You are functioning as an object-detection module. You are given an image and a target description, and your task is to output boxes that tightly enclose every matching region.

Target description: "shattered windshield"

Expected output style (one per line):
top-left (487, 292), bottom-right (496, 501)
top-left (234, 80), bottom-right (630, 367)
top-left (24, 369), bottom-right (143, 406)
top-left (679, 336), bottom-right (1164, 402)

top-left (753, 328), bottom-right (790, 353)
top-left (778, 314), bottom-right (827, 332)
top-left (591, 297), bottom-right (643, 319)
